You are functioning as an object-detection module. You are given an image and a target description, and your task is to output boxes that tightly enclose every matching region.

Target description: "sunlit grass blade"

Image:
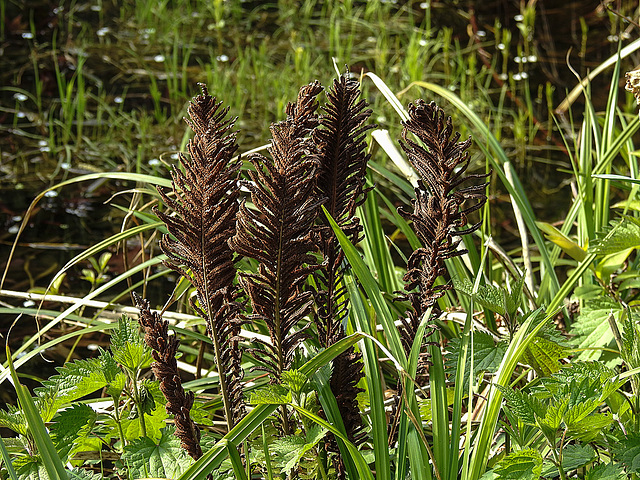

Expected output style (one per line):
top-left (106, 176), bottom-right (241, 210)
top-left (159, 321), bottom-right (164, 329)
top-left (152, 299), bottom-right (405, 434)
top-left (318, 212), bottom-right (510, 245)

top-left (0, 256), bottom-right (164, 382)
top-left (0, 172), bottom-right (170, 290)
top-left (7, 346), bottom-right (67, 480)
top-left (226, 440), bottom-right (249, 480)
top-left (467, 307), bottom-right (558, 479)
top-left (0, 435), bottom-right (18, 480)
top-left (345, 272), bottom-right (390, 480)
top-left (178, 332), bottom-right (367, 480)
top-left (290, 404), bottom-right (374, 480)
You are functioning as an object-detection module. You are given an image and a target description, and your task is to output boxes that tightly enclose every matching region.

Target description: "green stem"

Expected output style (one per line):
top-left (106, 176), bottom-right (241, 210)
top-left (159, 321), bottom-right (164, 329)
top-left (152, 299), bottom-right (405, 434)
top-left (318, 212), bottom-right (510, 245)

top-left (131, 374), bottom-right (147, 438)
top-left (111, 396), bottom-right (127, 449)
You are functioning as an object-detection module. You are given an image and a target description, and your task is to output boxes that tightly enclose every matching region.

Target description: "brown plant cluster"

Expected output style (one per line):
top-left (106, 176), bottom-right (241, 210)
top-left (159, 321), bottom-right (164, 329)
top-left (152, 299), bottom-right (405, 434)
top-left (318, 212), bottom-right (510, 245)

top-left (230, 81), bottom-right (324, 382)
top-left (140, 76), bottom-right (487, 473)
top-left (313, 73), bottom-right (374, 451)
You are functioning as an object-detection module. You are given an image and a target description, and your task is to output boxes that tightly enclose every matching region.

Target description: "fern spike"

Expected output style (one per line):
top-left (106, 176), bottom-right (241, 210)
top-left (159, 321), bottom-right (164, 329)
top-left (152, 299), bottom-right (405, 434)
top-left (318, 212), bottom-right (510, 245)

top-left (230, 81), bottom-right (324, 382)
top-left (313, 72), bottom-right (374, 455)
top-left (134, 293), bottom-right (202, 459)
top-left (155, 84), bottom-right (245, 432)
top-left (397, 100), bottom-right (488, 353)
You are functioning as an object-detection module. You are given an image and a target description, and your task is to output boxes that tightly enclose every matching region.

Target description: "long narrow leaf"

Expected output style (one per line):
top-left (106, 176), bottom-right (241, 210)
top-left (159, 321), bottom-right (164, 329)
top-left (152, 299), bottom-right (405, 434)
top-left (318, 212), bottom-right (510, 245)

top-left (345, 272), bottom-right (391, 480)
top-left (7, 347), bottom-right (67, 480)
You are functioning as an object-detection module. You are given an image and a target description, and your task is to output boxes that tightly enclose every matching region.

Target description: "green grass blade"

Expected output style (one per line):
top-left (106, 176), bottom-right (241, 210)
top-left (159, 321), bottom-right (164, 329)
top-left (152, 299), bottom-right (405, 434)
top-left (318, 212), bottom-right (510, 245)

top-left (467, 308), bottom-right (557, 479)
top-left (7, 347), bottom-right (67, 480)
top-left (0, 256), bottom-right (164, 380)
top-left (177, 404), bottom-right (278, 480)
top-left (345, 272), bottom-right (391, 480)
top-left (178, 332), bottom-right (367, 480)
top-left (291, 404), bottom-right (375, 480)
top-left (323, 206), bottom-right (406, 366)
top-left (226, 440), bottom-right (249, 480)
top-left (0, 431), bottom-right (19, 480)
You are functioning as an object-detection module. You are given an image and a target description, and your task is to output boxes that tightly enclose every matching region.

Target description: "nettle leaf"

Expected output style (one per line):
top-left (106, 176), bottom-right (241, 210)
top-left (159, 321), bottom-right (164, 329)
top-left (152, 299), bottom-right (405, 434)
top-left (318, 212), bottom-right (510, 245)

top-left (272, 425), bottom-right (328, 475)
top-left (280, 370), bottom-right (308, 395)
top-left (35, 357), bottom-right (108, 421)
top-left (567, 412), bottom-right (613, 442)
top-left (250, 384), bottom-right (292, 405)
top-left (493, 448), bottom-right (543, 480)
top-left (494, 385), bottom-right (544, 426)
top-left (538, 397), bottom-right (569, 435)
top-left (586, 462), bottom-right (626, 480)
top-left (111, 317), bottom-right (152, 373)
top-left (15, 457), bottom-right (47, 480)
top-left (120, 427), bottom-right (192, 479)
top-left (570, 298), bottom-right (623, 362)
top-left (0, 405), bottom-right (27, 436)
top-left (520, 336), bottom-right (568, 377)
top-left (67, 468), bottom-right (104, 480)
top-left (446, 332), bottom-right (507, 389)
top-left (50, 403), bottom-right (97, 461)
top-left (589, 216), bottom-right (640, 255)
top-left (613, 433), bottom-right (640, 474)
top-left (541, 444), bottom-right (596, 478)
top-left (116, 401), bottom-right (168, 443)
top-left (455, 279), bottom-right (513, 317)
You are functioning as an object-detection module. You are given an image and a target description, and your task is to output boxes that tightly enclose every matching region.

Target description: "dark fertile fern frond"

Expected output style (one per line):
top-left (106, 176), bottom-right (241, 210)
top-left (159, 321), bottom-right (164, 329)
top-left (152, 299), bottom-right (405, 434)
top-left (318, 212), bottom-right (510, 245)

top-left (312, 72), bottom-right (374, 453)
top-left (134, 293), bottom-right (202, 460)
top-left (154, 84), bottom-right (245, 430)
top-left (230, 81), bottom-right (324, 382)
top-left (313, 71), bottom-right (374, 347)
top-left (397, 100), bottom-right (488, 353)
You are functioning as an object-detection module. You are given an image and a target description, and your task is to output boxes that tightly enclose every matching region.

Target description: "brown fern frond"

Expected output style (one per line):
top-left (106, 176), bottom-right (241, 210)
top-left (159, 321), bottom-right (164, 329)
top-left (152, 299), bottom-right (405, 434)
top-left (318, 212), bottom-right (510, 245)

top-left (133, 293), bottom-right (202, 460)
top-left (230, 81), bottom-right (324, 382)
top-left (313, 71), bottom-right (374, 347)
top-left (154, 84), bottom-right (245, 430)
top-left (397, 100), bottom-right (488, 353)
top-left (311, 72), bottom-right (374, 453)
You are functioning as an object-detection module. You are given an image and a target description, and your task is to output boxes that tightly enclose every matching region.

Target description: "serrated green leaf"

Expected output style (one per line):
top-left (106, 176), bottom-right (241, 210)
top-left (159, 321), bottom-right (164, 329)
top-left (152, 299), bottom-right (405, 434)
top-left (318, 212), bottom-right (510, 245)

top-left (116, 402), bottom-right (168, 443)
top-left (541, 444), bottom-right (595, 478)
top-left (493, 449), bottom-right (543, 480)
top-left (446, 332), bottom-right (507, 389)
top-left (613, 433), bottom-right (640, 474)
top-left (280, 370), bottom-right (308, 395)
top-left (570, 299), bottom-right (623, 362)
top-left (0, 406), bottom-right (28, 436)
top-left (249, 385), bottom-right (291, 405)
top-left (520, 336), bottom-right (568, 377)
top-left (568, 413), bottom-right (613, 442)
top-left (538, 397), bottom-right (569, 434)
top-left (589, 217), bottom-right (640, 255)
top-left (455, 279), bottom-right (510, 316)
top-left (67, 468), bottom-right (105, 480)
top-left (15, 457), bottom-right (47, 480)
top-left (494, 385), bottom-right (543, 426)
top-left (35, 358), bottom-right (108, 420)
top-left (585, 462), bottom-right (626, 479)
top-left (50, 403), bottom-right (96, 461)
top-left (111, 316), bottom-right (152, 373)
top-left (121, 427), bottom-right (192, 478)
top-left (272, 425), bottom-right (327, 475)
